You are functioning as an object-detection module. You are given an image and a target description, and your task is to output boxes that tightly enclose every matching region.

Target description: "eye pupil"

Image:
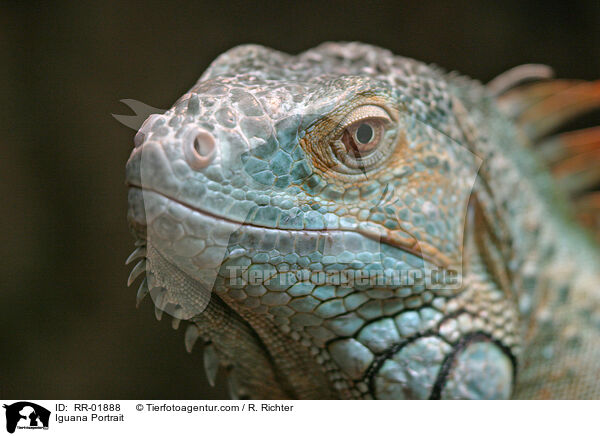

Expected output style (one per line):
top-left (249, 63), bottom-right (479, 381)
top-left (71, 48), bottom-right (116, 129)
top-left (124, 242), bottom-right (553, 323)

top-left (356, 123), bottom-right (374, 144)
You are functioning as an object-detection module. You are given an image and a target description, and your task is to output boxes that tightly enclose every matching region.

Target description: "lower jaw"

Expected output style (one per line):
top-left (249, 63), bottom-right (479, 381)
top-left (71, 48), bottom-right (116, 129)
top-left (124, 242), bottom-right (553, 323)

top-left (128, 187), bottom-right (464, 313)
top-left (127, 188), bottom-right (517, 399)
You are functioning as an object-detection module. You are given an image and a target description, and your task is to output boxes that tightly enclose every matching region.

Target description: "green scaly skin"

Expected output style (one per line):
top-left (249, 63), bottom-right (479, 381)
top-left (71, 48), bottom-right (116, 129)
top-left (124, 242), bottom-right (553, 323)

top-left (125, 43), bottom-right (600, 399)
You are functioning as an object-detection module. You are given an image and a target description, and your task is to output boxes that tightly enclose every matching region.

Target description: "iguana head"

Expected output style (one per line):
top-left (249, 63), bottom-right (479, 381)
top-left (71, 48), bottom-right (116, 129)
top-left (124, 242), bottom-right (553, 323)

top-left (126, 43), bottom-right (519, 399)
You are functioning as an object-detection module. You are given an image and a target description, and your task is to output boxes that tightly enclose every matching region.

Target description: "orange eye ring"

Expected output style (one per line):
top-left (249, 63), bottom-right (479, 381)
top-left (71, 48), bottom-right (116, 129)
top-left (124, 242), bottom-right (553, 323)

top-left (326, 104), bottom-right (397, 174)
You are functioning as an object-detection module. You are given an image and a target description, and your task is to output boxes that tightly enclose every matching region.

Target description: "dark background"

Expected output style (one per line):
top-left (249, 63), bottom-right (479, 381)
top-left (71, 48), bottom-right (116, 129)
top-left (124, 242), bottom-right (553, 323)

top-left (1, 1), bottom-right (598, 399)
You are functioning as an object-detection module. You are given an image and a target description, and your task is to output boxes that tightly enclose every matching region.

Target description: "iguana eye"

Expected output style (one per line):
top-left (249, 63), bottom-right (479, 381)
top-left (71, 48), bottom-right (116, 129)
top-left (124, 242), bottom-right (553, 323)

top-left (330, 105), bottom-right (394, 172)
top-left (342, 119), bottom-right (385, 157)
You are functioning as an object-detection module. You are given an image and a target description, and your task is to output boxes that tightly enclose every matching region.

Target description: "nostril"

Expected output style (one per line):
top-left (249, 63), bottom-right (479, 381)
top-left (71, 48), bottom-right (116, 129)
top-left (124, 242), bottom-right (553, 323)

top-left (194, 134), bottom-right (214, 156)
top-left (185, 129), bottom-right (216, 170)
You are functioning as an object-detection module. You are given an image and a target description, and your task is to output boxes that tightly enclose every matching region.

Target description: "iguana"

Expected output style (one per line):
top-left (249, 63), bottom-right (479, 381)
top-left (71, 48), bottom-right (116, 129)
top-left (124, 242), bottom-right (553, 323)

top-left (125, 42), bottom-right (600, 399)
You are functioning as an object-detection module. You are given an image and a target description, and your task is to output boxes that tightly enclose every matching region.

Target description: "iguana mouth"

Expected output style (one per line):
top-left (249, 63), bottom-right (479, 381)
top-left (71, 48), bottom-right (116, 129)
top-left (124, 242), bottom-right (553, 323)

top-left (127, 184), bottom-right (452, 268)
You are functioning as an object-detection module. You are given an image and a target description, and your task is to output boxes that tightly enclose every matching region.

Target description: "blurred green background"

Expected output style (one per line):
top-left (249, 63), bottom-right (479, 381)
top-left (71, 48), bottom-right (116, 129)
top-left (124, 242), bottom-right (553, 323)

top-left (1, 0), bottom-right (598, 399)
